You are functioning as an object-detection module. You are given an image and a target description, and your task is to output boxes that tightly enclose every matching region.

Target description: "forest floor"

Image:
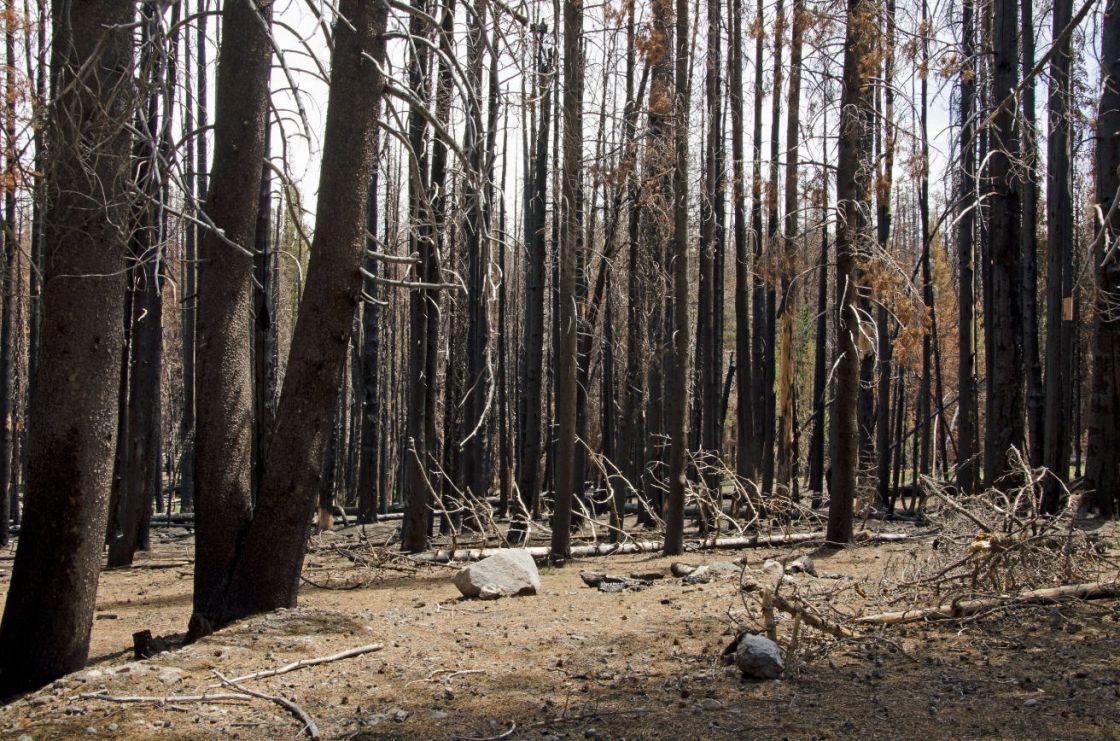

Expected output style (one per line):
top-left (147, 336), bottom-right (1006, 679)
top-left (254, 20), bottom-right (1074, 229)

top-left (0, 513), bottom-right (1118, 740)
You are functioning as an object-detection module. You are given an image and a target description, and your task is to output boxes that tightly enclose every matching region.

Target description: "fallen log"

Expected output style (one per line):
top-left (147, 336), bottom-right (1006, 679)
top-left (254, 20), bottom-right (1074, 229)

top-left (856, 580), bottom-right (1120, 626)
top-left (409, 531), bottom-right (912, 564)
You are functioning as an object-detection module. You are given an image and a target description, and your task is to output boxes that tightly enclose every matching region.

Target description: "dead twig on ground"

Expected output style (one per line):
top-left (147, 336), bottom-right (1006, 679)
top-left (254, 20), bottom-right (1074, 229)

top-left (209, 642), bottom-right (384, 686)
top-left (211, 670), bottom-right (320, 740)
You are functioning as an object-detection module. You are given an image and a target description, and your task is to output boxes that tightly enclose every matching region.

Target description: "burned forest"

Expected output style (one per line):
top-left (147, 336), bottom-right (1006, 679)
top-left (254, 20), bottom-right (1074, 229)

top-left (0, 0), bottom-right (1118, 737)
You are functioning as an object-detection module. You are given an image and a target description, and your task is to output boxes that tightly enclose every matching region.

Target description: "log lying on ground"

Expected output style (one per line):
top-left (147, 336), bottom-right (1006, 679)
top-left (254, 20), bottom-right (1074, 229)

top-left (409, 531), bottom-right (912, 564)
top-left (856, 580), bottom-right (1120, 626)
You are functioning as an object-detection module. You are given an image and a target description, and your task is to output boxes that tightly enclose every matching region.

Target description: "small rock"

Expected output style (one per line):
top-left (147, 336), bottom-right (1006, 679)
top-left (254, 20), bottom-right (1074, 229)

top-left (430, 710), bottom-right (449, 721)
top-left (85, 727), bottom-right (97, 735)
top-left (785, 555), bottom-right (817, 576)
top-left (734, 634), bottom-right (784, 680)
top-left (579, 571), bottom-right (606, 588)
top-left (156, 667), bottom-right (184, 685)
top-left (682, 566), bottom-right (712, 585)
top-left (28, 696), bottom-right (49, 707)
top-left (700, 698), bottom-right (723, 710)
top-left (670, 563), bottom-right (697, 577)
top-left (598, 581), bottom-right (628, 593)
top-left (1024, 698), bottom-right (1041, 708)
top-left (707, 561), bottom-right (739, 574)
top-left (390, 708), bottom-right (409, 722)
top-left (81, 670), bottom-right (104, 682)
top-left (107, 724), bottom-right (118, 732)
top-left (453, 550), bottom-right (540, 599)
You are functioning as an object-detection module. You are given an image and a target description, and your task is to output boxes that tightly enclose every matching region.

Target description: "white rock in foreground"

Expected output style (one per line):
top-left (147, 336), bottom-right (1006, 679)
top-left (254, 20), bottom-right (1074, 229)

top-left (452, 549), bottom-right (540, 598)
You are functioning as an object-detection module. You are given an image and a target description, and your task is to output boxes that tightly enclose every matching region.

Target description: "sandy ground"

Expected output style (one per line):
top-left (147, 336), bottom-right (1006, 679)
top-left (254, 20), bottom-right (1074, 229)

top-left (0, 518), bottom-right (1118, 740)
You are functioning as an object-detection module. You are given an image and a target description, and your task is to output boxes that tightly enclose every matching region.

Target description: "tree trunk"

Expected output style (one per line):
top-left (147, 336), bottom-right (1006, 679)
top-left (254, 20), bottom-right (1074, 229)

top-left (1085, 0), bottom-right (1120, 517)
top-left (729, 0), bottom-right (754, 487)
top-left (191, 0), bottom-right (274, 631)
top-left (1041, 0), bottom-right (1075, 513)
top-left (663, 0), bottom-right (691, 556)
top-left (826, 0), bottom-right (874, 544)
top-left (515, 33), bottom-right (551, 536)
top-left (551, 0), bottom-right (582, 560)
top-left (204, 0), bottom-right (389, 626)
top-left (983, 0), bottom-right (1025, 487)
top-left (0, 0), bottom-right (133, 696)
top-left (956, 0), bottom-right (978, 495)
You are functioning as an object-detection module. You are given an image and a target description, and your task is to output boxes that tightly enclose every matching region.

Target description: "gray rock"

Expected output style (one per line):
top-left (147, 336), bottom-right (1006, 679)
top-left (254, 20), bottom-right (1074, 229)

top-left (453, 549), bottom-right (540, 598)
top-left (390, 708), bottom-right (409, 722)
top-left (785, 555), bottom-right (817, 577)
top-left (699, 698), bottom-right (723, 710)
top-left (157, 667), bottom-right (184, 685)
top-left (707, 561), bottom-right (740, 574)
top-left (670, 562), bottom-right (697, 577)
top-left (682, 566), bottom-right (712, 585)
top-left (734, 634), bottom-right (784, 680)
top-left (1023, 698), bottom-right (1041, 708)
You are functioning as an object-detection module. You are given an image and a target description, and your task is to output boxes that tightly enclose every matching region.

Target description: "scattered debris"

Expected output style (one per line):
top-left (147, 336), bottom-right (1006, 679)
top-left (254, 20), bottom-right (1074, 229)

top-left (785, 555), bottom-right (817, 577)
top-left (579, 571), bottom-right (652, 592)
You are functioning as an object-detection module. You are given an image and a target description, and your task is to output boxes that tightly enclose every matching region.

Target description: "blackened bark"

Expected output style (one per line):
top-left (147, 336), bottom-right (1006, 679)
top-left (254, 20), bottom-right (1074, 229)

top-left (956, 0), bottom-right (978, 495)
top-left (663, 0), bottom-right (691, 556)
top-left (551, 0), bottom-right (582, 560)
top-left (515, 33), bottom-right (551, 534)
top-left (826, 0), bottom-right (874, 544)
top-left (1041, 0), bottom-right (1075, 512)
top-left (1085, 0), bottom-right (1120, 516)
top-left (209, 0), bottom-right (389, 623)
top-left (729, 0), bottom-right (754, 486)
top-left (191, 0), bottom-right (273, 631)
top-left (0, 0), bottom-right (133, 695)
top-left (983, 0), bottom-right (1025, 487)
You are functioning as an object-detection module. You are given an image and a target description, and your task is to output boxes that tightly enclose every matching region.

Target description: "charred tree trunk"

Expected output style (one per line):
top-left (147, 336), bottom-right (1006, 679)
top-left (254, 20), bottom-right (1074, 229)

top-left (551, 0), bottom-right (582, 560)
top-left (826, 0), bottom-right (874, 544)
top-left (1041, 0), bottom-right (1075, 512)
top-left (956, 0), bottom-right (978, 495)
top-left (663, 0), bottom-right (691, 556)
top-left (1085, 0), bottom-right (1120, 517)
top-left (190, 0), bottom-right (274, 631)
top-left (983, 0), bottom-right (1025, 487)
top-left (0, 0), bottom-right (133, 696)
top-left (204, 0), bottom-right (389, 626)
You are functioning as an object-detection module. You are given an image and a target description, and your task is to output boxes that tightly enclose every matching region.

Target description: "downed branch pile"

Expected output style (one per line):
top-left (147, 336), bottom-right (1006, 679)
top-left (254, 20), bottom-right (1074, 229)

top-left (731, 455), bottom-right (1120, 667)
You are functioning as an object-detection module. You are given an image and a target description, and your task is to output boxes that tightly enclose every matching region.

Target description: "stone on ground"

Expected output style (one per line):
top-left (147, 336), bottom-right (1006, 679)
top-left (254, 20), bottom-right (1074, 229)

top-left (453, 549), bottom-right (540, 598)
top-left (735, 634), bottom-right (784, 680)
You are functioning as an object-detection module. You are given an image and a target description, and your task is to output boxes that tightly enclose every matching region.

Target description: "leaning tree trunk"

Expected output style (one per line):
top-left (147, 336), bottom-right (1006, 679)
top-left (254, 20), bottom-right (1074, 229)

top-left (203, 0), bottom-right (389, 627)
top-left (826, 0), bottom-right (874, 544)
top-left (0, 0), bottom-right (133, 696)
top-left (1085, 0), bottom-right (1120, 517)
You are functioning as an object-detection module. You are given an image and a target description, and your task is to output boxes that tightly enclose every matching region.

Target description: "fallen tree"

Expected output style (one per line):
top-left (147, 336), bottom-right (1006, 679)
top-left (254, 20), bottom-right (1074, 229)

top-left (856, 580), bottom-right (1120, 625)
top-left (409, 531), bottom-right (913, 564)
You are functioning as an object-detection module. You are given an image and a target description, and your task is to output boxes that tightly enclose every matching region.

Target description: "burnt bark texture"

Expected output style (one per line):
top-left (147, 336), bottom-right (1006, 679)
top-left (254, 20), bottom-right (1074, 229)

top-left (0, 0), bottom-right (134, 696)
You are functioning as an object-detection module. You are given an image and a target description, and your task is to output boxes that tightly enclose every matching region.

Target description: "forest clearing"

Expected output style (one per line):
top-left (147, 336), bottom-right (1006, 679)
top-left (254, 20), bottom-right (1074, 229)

top-left (1, 496), bottom-right (1119, 740)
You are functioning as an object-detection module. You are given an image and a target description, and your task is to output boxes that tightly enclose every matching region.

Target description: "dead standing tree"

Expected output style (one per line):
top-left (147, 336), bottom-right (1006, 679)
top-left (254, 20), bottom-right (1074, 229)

top-left (0, 0), bottom-right (135, 696)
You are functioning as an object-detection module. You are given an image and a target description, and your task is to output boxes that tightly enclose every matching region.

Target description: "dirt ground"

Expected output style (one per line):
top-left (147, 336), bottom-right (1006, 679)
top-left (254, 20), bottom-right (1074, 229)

top-left (0, 518), bottom-right (1118, 740)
